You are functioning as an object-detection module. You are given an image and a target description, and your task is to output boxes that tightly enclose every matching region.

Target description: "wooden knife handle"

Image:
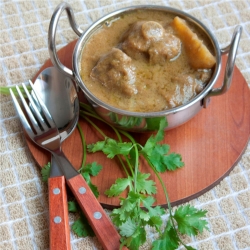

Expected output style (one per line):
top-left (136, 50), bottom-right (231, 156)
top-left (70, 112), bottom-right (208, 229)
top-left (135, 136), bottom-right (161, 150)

top-left (67, 174), bottom-right (128, 250)
top-left (49, 176), bottom-right (71, 250)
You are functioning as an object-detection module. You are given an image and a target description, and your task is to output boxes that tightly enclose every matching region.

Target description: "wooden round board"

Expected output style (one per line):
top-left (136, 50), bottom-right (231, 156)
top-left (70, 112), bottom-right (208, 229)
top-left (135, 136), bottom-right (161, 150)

top-left (27, 40), bottom-right (250, 208)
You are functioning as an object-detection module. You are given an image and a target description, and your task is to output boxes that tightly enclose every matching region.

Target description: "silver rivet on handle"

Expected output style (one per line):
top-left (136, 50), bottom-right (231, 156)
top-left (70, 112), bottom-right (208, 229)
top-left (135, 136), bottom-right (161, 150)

top-left (53, 188), bottom-right (60, 195)
top-left (78, 187), bottom-right (86, 194)
top-left (93, 212), bottom-right (102, 220)
top-left (54, 216), bottom-right (62, 224)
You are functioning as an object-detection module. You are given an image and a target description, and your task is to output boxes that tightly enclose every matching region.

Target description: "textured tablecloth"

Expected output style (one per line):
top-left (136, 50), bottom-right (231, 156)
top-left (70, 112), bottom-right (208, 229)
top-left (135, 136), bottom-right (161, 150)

top-left (0, 0), bottom-right (250, 249)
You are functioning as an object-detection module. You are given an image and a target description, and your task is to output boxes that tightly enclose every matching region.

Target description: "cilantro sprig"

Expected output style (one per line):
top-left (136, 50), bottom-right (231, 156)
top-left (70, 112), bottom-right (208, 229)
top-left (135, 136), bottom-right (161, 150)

top-left (82, 108), bottom-right (208, 250)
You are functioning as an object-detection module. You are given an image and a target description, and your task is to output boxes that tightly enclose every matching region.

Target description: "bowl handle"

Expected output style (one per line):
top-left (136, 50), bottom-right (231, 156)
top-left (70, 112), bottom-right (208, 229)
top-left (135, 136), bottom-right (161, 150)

top-left (48, 2), bottom-right (82, 78)
top-left (203, 25), bottom-right (242, 108)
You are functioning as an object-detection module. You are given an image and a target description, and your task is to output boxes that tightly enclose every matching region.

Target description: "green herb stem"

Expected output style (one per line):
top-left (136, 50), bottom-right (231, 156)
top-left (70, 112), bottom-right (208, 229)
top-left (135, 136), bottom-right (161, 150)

top-left (149, 160), bottom-right (173, 215)
top-left (80, 110), bottom-right (103, 121)
top-left (0, 87), bottom-right (13, 95)
top-left (144, 155), bottom-right (178, 227)
top-left (82, 115), bottom-right (107, 139)
top-left (146, 157), bottom-right (189, 246)
top-left (0, 85), bottom-right (31, 97)
top-left (116, 155), bottom-right (131, 178)
top-left (118, 129), bottom-right (134, 142)
top-left (80, 109), bottom-right (132, 177)
top-left (77, 123), bottom-right (87, 170)
top-left (80, 110), bottom-right (122, 142)
top-left (79, 102), bottom-right (95, 114)
top-left (119, 131), bottom-right (139, 191)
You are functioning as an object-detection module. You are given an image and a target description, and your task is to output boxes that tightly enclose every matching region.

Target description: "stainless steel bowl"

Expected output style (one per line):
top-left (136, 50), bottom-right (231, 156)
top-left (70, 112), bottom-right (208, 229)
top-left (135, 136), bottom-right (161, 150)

top-left (48, 3), bottom-right (242, 132)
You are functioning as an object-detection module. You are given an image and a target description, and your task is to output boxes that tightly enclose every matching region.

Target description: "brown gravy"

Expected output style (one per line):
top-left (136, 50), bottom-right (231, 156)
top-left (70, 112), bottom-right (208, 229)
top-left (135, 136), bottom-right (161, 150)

top-left (80, 9), bottom-right (215, 112)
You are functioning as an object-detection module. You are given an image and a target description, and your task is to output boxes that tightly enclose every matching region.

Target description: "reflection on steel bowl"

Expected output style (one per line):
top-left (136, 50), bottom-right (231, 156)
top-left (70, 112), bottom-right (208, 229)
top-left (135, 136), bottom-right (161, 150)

top-left (49, 3), bottom-right (242, 131)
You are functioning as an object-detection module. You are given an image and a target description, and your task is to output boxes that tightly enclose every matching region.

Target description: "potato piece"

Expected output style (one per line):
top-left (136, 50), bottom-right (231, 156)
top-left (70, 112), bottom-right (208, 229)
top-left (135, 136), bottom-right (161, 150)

top-left (172, 16), bottom-right (216, 69)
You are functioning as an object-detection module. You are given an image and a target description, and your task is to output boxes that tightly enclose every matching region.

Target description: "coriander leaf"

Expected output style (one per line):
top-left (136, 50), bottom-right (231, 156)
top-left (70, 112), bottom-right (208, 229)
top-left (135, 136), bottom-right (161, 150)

top-left (136, 172), bottom-right (157, 195)
top-left (142, 195), bottom-right (155, 208)
top-left (81, 171), bottom-right (99, 197)
top-left (147, 144), bottom-right (169, 171)
top-left (141, 118), bottom-right (168, 155)
top-left (68, 201), bottom-right (79, 213)
top-left (108, 112), bottom-right (118, 123)
top-left (154, 118), bottom-right (168, 142)
top-left (128, 146), bottom-right (137, 167)
top-left (148, 215), bottom-right (163, 230)
top-left (154, 144), bottom-right (170, 155)
top-left (80, 162), bottom-right (102, 198)
top-left (126, 190), bottom-right (142, 203)
top-left (105, 177), bottom-right (132, 197)
top-left (147, 205), bottom-right (165, 218)
top-left (162, 153), bottom-right (184, 171)
top-left (87, 181), bottom-right (100, 198)
top-left (103, 139), bottom-right (133, 158)
top-left (151, 206), bottom-right (166, 216)
top-left (173, 205), bottom-right (208, 236)
top-left (111, 207), bottom-right (132, 225)
top-left (87, 140), bottom-right (106, 153)
top-left (108, 113), bottom-right (143, 128)
top-left (88, 162), bottom-right (102, 176)
top-left (41, 162), bottom-right (50, 182)
top-left (83, 162), bottom-right (102, 176)
top-left (120, 217), bottom-right (137, 237)
top-left (147, 145), bottom-right (184, 172)
top-left (72, 213), bottom-right (95, 237)
top-left (82, 171), bottom-right (91, 182)
top-left (152, 224), bottom-right (180, 250)
top-left (125, 227), bottom-right (147, 250)
top-left (142, 196), bottom-right (165, 217)
top-left (139, 209), bottom-right (150, 221)
top-left (110, 192), bottom-right (140, 224)
top-left (145, 117), bottom-right (166, 131)
top-left (116, 116), bottom-right (142, 127)
top-left (142, 196), bottom-right (165, 216)
top-left (141, 135), bottom-right (156, 155)
top-left (120, 197), bottom-right (136, 212)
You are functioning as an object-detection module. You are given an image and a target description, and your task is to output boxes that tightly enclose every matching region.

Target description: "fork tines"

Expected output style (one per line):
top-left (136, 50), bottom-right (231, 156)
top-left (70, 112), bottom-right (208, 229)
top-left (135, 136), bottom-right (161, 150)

top-left (10, 81), bottom-right (55, 137)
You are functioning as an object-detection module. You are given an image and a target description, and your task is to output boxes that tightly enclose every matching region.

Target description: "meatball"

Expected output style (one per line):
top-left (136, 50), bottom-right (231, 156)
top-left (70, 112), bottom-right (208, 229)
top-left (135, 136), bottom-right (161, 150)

top-left (159, 73), bottom-right (203, 108)
top-left (148, 34), bottom-right (181, 65)
top-left (121, 21), bottom-right (181, 64)
top-left (121, 21), bottom-right (153, 60)
top-left (141, 21), bottom-right (165, 40)
top-left (91, 48), bottom-right (137, 96)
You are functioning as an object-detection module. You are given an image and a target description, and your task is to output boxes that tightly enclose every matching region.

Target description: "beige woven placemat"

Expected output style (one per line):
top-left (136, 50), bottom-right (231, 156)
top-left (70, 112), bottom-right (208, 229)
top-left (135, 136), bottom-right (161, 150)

top-left (0, 0), bottom-right (250, 249)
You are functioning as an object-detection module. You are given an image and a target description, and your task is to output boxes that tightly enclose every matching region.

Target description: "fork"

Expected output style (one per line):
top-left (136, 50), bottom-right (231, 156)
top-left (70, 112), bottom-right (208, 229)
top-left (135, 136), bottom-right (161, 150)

top-left (10, 81), bottom-right (126, 250)
top-left (10, 82), bottom-right (70, 250)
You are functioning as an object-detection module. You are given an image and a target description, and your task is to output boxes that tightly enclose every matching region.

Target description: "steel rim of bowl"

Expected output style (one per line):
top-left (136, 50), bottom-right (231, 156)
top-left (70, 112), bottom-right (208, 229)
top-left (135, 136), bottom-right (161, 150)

top-left (73, 5), bottom-right (221, 117)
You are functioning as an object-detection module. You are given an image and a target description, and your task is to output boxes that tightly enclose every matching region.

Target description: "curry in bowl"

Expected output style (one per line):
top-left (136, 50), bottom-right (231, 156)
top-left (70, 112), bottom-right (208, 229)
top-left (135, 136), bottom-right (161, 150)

top-left (80, 9), bottom-right (216, 112)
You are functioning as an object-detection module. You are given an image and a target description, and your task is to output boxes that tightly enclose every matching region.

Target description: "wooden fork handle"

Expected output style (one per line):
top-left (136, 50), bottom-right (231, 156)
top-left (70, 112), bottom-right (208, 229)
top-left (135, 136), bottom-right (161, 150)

top-left (67, 174), bottom-right (128, 250)
top-left (49, 176), bottom-right (71, 250)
